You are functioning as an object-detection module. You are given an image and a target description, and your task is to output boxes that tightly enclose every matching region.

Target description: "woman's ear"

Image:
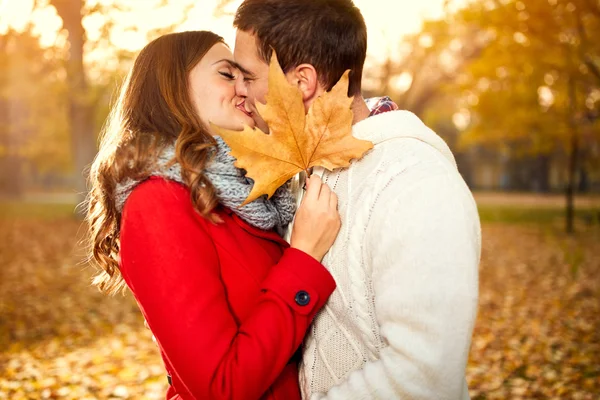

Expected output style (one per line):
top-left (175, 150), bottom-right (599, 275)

top-left (286, 64), bottom-right (322, 106)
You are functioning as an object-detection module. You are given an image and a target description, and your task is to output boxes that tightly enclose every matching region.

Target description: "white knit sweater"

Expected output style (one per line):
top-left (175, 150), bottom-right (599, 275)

top-left (298, 110), bottom-right (481, 399)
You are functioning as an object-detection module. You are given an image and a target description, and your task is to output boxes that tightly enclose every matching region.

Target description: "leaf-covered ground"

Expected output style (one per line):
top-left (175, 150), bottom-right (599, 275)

top-left (1, 217), bottom-right (599, 399)
top-left (468, 223), bottom-right (600, 399)
top-left (0, 219), bottom-right (167, 399)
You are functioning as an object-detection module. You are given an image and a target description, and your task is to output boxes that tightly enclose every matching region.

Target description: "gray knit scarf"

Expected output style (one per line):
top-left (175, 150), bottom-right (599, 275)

top-left (115, 136), bottom-right (296, 235)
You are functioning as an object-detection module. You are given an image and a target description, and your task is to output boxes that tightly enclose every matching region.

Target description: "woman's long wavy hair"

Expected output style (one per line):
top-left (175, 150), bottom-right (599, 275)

top-left (86, 31), bottom-right (225, 295)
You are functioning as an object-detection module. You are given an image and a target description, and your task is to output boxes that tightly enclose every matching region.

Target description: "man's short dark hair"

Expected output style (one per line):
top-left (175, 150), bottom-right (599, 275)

top-left (234, 0), bottom-right (367, 96)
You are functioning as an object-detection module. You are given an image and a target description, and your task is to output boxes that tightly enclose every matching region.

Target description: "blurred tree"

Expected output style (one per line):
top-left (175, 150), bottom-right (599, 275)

top-left (453, 0), bottom-right (600, 233)
top-left (18, 0), bottom-right (194, 212)
top-left (0, 29), bottom-right (70, 197)
top-left (364, 11), bottom-right (489, 185)
top-left (48, 0), bottom-right (96, 210)
top-left (378, 17), bottom-right (486, 118)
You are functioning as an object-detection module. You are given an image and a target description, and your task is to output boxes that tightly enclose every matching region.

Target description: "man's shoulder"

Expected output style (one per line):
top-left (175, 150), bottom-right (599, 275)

top-left (354, 110), bottom-right (456, 166)
top-left (346, 140), bottom-right (472, 220)
top-left (352, 135), bottom-right (456, 186)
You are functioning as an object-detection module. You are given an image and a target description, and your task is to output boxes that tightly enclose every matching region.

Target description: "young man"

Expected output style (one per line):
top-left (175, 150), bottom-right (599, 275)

top-left (233, 1), bottom-right (481, 399)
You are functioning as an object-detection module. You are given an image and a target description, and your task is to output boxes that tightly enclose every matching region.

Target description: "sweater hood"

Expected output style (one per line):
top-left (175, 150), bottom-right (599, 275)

top-left (352, 110), bottom-right (457, 169)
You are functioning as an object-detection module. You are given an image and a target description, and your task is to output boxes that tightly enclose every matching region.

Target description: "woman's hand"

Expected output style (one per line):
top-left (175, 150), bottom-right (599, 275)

top-left (290, 175), bottom-right (341, 262)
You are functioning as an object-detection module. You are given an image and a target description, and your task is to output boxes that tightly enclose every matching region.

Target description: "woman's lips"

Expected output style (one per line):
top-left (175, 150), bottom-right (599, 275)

top-left (236, 101), bottom-right (253, 118)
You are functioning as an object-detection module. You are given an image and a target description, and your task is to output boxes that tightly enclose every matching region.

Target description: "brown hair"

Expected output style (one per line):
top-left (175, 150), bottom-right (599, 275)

top-left (234, 0), bottom-right (367, 96)
top-left (86, 31), bottom-right (224, 295)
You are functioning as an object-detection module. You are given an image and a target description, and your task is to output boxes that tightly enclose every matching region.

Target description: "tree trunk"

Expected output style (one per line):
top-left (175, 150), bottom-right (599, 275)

top-left (565, 133), bottom-right (579, 234)
top-left (0, 38), bottom-right (25, 199)
top-left (51, 0), bottom-right (97, 216)
top-left (0, 156), bottom-right (24, 198)
top-left (565, 76), bottom-right (579, 234)
top-left (0, 60), bottom-right (28, 199)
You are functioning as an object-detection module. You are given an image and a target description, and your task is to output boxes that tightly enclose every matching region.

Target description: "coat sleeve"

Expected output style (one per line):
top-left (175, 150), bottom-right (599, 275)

top-left (118, 178), bottom-right (336, 400)
top-left (315, 172), bottom-right (480, 400)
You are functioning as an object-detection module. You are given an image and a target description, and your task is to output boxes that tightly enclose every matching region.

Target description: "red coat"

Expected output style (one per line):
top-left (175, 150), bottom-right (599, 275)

top-left (119, 177), bottom-right (336, 400)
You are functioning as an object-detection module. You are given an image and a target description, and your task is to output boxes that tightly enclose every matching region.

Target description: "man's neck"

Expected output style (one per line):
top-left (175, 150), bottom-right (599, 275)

top-left (351, 96), bottom-right (370, 126)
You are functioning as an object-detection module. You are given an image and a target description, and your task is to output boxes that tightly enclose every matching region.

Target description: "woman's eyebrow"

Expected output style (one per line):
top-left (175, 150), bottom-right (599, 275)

top-left (213, 59), bottom-right (254, 77)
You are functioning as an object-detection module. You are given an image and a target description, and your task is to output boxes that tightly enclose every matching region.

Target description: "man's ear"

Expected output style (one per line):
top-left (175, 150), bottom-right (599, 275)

top-left (286, 64), bottom-right (324, 107)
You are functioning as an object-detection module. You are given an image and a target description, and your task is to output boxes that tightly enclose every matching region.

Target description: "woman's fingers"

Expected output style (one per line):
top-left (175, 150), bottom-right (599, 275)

top-left (290, 176), bottom-right (341, 262)
top-left (329, 190), bottom-right (338, 210)
top-left (318, 180), bottom-right (332, 204)
top-left (304, 175), bottom-right (323, 203)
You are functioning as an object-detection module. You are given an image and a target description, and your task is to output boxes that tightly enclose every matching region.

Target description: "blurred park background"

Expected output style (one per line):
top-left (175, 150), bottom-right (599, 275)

top-left (0, 0), bottom-right (599, 399)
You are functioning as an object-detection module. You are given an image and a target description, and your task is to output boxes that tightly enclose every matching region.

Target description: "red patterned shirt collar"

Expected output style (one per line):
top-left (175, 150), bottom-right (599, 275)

top-left (366, 96), bottom-right (399, 116)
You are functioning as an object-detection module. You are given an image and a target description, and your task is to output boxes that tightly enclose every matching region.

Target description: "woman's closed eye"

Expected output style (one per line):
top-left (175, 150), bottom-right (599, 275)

top-left (219, 71), bottom-right (237, 80)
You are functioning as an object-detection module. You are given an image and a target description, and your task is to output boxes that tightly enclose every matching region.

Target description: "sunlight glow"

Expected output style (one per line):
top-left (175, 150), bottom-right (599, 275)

top-left (538, 86), bottom-right (555, 108)
top-left (0, 0), bottom-right (34, 32)
top-left (390, 72), bottom-right (414, 93)
top-left (453, 108), bottom-right (471, 130)
top-left (0, 0), bottom-right (465, 63)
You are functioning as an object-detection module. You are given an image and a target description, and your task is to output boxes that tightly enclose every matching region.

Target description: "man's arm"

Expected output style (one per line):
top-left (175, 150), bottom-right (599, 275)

top-left (316, 172), bottom-right (480, 400)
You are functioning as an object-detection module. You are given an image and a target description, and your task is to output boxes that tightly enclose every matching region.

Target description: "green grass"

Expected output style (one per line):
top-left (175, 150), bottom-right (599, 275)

top-left (2, 200), bottom-right (599, 227)
top-left (0, 202), bottom-right (79, 220)
top-left (478, 204), bottom-right (600, 225)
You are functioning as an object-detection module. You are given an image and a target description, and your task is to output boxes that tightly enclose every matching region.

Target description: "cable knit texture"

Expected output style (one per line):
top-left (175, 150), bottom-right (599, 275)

top-left (298, 110), bottom-right (481, 399)
top-left (115, 136), bottom-right (296, 234)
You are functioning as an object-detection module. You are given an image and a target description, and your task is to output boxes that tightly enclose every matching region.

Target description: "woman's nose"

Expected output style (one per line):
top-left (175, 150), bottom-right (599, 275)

top-left (234, 75), bottom-right (248, 97)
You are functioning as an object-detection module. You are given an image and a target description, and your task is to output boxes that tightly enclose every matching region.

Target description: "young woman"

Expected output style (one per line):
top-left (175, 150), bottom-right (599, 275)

top-left (86, 31), bottom-right (340, 400)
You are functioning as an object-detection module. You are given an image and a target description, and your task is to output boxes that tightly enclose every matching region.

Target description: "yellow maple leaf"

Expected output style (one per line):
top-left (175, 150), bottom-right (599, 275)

top-left (211, 52), bottom-right (373, 205)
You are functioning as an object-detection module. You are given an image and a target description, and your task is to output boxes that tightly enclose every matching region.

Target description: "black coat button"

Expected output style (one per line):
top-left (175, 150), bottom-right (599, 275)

top-left (295, 290), bottom-right (310, 306)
